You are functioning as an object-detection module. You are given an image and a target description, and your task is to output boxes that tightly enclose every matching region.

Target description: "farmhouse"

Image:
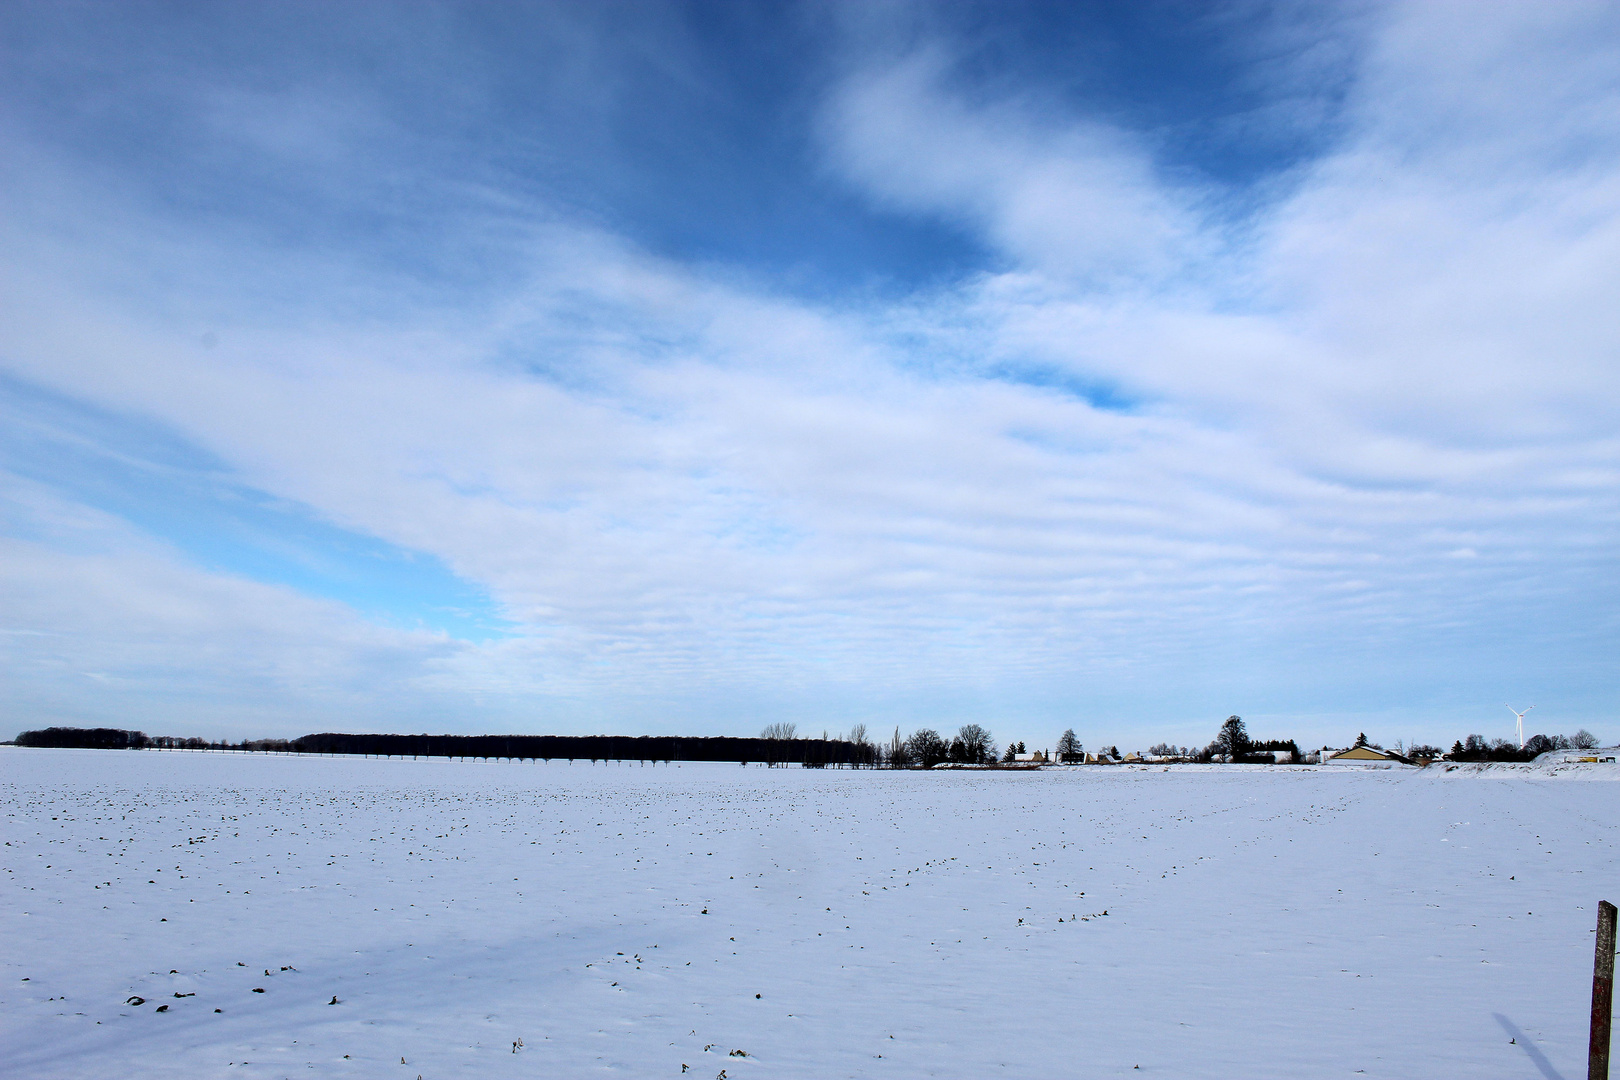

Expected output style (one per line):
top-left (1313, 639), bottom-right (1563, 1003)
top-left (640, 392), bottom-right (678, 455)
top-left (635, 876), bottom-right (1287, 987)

top-left (1321, 745), bottom-right (1405, 765)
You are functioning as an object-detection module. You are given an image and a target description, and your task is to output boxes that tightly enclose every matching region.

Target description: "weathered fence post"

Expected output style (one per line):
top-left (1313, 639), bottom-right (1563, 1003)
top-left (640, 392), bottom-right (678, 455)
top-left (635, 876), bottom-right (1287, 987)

top-left (1592, 899), bottom-right (1617, 1080)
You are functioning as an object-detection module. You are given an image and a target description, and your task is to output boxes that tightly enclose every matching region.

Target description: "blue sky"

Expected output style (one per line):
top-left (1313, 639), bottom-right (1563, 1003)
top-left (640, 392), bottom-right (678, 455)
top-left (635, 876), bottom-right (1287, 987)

top-left (2, 1), bottom-right (1617, 749)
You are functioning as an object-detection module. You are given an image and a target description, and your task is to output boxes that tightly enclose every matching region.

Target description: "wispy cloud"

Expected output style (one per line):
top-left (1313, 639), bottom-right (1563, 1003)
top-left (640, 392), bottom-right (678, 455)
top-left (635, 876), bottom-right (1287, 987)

top-left (0, 1), bottom-right (1615, 744)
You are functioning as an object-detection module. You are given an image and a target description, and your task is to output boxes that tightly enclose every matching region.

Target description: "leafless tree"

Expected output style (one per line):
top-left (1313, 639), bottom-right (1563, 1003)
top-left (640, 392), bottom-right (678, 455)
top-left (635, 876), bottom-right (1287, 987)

top-left (905, 729), bottom-right (947, 767)
top-left (887, 727), bottom-right (910, 767)
top-left (957, 724), bottom-right (996, 764)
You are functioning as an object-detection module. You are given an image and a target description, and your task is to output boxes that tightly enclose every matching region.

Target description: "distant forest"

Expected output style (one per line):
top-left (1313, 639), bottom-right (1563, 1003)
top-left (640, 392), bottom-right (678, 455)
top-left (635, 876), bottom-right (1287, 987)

top-left (12, 727), bottom-right (870, 767)
top-left (13, 722), bottom-right (1602, 767)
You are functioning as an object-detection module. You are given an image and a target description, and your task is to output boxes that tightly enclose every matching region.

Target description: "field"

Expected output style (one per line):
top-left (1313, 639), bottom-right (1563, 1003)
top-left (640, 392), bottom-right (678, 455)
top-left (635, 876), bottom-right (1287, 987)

top-left (2, 748), bottom-right (1616, 1078)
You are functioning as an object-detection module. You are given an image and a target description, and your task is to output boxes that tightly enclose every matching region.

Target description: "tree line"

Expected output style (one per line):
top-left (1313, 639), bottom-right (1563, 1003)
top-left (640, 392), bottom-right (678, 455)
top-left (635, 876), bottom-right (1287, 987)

top-left (13, 718), bottom-right (1605, 766)
top-left (14, 727), bottom-right (152, 750)
top-left (14, 727), bottom-right (864, 766)
top-left (1441, 730), bottom-right (1599, 762)
top-left (764, 722), bottom-right (1005, 767)
top-left (11, 723), bottom-right (1008, 769)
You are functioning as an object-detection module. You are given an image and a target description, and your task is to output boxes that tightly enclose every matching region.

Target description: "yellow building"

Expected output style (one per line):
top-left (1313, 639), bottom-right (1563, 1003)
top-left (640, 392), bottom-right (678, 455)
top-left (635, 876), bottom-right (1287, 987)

top-left (1322, 745), bottom-right (1404, 765)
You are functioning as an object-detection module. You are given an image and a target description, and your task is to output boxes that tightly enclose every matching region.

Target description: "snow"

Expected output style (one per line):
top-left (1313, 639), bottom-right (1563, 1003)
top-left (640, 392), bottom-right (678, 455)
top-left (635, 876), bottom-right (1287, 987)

top-left (3, 748), bottom-right (1617, 1078)
top-left (1416, 748), bottom-right (1620, 779)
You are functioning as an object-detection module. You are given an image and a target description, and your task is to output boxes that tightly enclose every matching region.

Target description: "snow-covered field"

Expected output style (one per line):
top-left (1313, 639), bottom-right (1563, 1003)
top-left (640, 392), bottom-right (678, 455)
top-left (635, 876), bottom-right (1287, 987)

top-left (3, 748), bottom-right (1617, 1079)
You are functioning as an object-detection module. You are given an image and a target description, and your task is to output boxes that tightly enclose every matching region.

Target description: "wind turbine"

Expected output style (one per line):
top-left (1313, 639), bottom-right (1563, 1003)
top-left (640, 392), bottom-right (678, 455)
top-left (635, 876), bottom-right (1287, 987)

top-left (1506, 704), bottom-right (1534, 749)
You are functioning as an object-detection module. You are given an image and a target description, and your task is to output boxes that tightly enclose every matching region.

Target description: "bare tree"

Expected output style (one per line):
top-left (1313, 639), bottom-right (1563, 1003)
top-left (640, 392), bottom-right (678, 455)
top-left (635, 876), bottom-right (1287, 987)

top-left (1574, 729), bottom-right (1601, 749)
top-left (905, 729), bottom-right (948, 767)
top-left (957, 724), bottom-right (996, 764)
top-left (1215, 716), bottom-right (1250, 759)
top-left (887, 727), bottom-right (910, 768)
top-left (760, 722), bottom-right (797, 741)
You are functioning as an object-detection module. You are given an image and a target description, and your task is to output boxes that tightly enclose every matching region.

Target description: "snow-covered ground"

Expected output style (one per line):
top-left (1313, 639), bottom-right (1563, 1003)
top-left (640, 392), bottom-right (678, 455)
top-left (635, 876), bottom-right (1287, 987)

top-left (2, 749), bottom-right (1617, 1079)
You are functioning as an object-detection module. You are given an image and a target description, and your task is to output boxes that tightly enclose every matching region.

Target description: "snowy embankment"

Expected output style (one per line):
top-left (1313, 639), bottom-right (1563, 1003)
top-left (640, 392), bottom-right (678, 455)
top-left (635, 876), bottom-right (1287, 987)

top-left (2, 749), bottom-right (1616, 1079)
top-left (1428, 749), bottom-right (1620, 779)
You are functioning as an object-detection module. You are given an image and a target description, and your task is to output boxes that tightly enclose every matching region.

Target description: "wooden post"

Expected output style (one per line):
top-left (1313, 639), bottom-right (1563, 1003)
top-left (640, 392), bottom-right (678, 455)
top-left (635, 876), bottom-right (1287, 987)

top-left (1593, 900), bottom-right (1617, 1080)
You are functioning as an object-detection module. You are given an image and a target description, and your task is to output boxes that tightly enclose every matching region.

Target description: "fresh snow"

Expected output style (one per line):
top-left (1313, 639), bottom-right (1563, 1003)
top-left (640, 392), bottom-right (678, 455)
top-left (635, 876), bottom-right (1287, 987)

top-left (2, 748), bottom-right (1617, 1078)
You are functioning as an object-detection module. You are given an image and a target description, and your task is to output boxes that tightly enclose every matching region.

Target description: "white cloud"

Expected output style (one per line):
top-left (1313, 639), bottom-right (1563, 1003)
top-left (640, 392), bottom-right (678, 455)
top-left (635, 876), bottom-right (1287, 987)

top-left (1, 2), bottom-right (1617, 742)
top-left (0, 475), bottom-right (486, 737)
top-left (824, 48), bottom-right (1204, 284)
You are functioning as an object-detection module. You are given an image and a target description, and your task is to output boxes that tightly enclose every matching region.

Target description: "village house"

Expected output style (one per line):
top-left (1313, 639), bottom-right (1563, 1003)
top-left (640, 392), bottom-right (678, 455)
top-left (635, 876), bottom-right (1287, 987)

top-left (1321, 745), bottom-right (1406, 766)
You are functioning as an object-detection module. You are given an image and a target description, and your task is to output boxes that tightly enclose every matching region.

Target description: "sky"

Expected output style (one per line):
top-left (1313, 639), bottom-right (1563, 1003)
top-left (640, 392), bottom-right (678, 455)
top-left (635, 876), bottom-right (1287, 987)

top-left (2, 1), bottom-right (1617, 751)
